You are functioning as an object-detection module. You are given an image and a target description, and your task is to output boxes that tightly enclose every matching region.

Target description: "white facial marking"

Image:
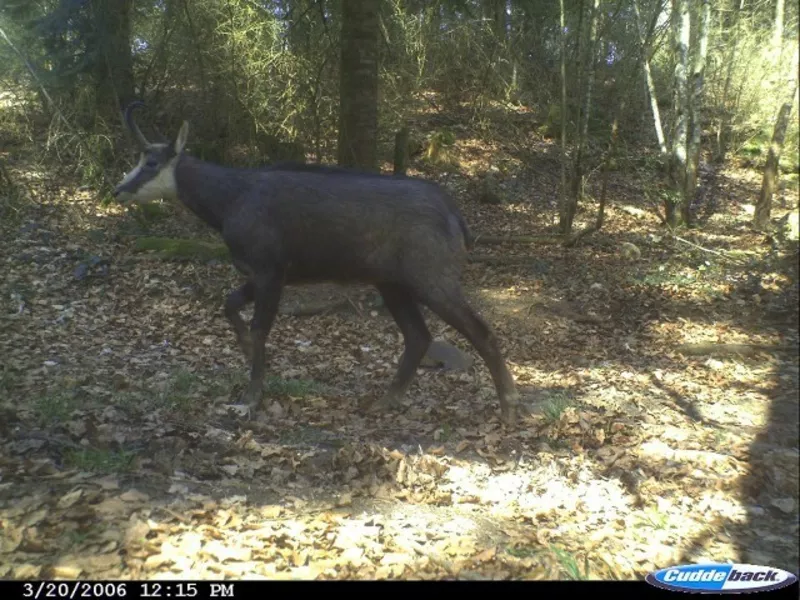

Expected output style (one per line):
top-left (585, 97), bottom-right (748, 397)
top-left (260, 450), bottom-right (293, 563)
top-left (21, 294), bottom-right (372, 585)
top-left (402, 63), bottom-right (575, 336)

top-left (132, 157), bottom-right (179, 203)
top-left (118, 154), bottom-right (145, 186)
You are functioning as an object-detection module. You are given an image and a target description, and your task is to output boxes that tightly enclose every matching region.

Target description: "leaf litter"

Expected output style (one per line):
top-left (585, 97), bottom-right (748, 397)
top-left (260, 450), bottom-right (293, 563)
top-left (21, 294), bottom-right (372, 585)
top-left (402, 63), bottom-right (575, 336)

top-left (0, 155), bottom-right (798, 580)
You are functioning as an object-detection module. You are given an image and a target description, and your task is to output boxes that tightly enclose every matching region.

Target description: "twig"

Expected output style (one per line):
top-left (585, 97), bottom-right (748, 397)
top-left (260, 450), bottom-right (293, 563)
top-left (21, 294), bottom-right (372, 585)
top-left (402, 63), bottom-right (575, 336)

top-left (468, 254), bottom-right (547, 265)
top-left (472, 234), bottom-right (561, 245)
top-left (670, 234), bottom-right (748, 264)
top-left (157, 505), bottom-right (191, 524)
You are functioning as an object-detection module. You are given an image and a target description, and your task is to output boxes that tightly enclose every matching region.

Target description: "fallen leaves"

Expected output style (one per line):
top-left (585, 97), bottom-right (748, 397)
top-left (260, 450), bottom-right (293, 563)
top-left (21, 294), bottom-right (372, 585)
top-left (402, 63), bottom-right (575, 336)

top-left (0, 156), bottom-right (797, 581)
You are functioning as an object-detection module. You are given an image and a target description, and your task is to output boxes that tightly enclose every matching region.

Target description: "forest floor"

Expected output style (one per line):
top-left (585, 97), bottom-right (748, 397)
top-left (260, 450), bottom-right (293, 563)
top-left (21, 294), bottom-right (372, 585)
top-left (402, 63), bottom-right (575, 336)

top-left (1, 124), bottom-right (798, 580)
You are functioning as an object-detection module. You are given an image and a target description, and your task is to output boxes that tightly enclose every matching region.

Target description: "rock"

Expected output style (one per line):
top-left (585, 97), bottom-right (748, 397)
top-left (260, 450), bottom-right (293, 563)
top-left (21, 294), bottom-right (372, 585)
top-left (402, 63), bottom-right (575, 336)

top-left (477, 175), bottom-right (505, 205)
top-left (619, 242), bottom-right (641, 260)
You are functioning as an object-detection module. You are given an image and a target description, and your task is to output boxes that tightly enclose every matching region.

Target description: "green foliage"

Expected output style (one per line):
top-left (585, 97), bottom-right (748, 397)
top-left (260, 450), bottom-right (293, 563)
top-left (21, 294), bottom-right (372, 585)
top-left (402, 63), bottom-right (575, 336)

top-left (550, 545), bottom-right (591, 581)
top-left (542, 391), bottom-right (573, 423)
top-left (133, 236), bottom-right (231, 262)
top-left (423, 128), bottom-right (458, 167)
top-left (33, 389), bottom-right (82, 423)
top-left (0, 0), bottom-right (797, 209)
top-left (264, 376), bottom-right (321, 398)
top-left (64, 447), bottom-right (136, 474)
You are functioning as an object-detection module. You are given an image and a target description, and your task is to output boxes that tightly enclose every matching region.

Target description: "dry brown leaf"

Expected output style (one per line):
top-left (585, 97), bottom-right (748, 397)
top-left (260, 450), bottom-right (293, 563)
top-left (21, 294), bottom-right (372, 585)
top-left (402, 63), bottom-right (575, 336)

top-left (95, 497), bottom-right (130, 517)
top-left (144, 554), bottom-right (174, 569)
top-left (125, 519), bottom-right (151, 546)
top-left (13, 564), bottom-right (42, 578)
top-left (202, 540), bottom-right (253, 563)
top-left (120, 489), bottom-right (150, 503)
top-left (57, 488), bottom-right (84, 509)
top-left (261, 505), bottom-right (283, 519)
top-left (83, 554), bottom-right (121, 570)
top-left (474, 547), bottom-right (497, 562)
top-left (49, 564), bottom-right (83, 579)
top-left (24, 507), bottom-right (49, 527)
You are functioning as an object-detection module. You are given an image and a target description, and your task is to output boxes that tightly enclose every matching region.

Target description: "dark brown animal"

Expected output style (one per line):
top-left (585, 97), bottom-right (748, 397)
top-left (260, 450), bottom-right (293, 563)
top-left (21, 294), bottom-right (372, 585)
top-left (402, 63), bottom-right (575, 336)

top-left (114, 102), bottom-right (520, 425)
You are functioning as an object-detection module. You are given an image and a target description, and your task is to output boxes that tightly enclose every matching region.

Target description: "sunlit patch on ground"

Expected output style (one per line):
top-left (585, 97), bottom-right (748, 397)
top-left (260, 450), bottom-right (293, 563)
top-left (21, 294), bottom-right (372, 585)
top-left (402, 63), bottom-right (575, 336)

top-left (1, 137), bottom-right (798, 580)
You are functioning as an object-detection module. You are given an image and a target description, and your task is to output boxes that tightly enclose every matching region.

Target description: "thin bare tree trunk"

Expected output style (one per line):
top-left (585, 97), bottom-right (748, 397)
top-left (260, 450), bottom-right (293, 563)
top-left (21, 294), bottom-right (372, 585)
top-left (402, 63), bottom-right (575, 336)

top-left (754, 48), bottom-right (798, 230)
top-left (0, 26), bottom-right (70, 129)
top-left (559, 0), bottom-right (568, 232)
top-left (683, 0), bottom-right (710, 226)
top-left (560, 0), bottom-right (599, 235)
top-left (772, 0), bottom-right (785, 59)
top-left (715, 0), bottom-right (743, 162)
top-left (635, 0), bottom-right (667, 155)
top-left (667, 0), bottom-right (690, 227)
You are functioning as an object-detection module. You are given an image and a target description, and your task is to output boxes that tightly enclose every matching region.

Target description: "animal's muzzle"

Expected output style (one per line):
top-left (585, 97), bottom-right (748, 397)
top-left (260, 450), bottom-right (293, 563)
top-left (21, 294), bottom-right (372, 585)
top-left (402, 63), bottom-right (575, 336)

top-left (113, 181), bottom-right (135, 202)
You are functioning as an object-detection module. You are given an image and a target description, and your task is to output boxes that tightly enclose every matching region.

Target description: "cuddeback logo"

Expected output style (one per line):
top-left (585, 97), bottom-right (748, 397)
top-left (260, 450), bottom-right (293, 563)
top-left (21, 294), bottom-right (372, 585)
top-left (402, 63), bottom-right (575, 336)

top-left (646, 563), bottom-right (798, 594)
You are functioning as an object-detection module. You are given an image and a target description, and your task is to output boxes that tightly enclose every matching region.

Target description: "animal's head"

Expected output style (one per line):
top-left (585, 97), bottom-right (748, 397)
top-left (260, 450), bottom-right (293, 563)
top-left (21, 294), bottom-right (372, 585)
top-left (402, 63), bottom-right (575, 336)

top-left (114, 101), bottom-right (189, 205)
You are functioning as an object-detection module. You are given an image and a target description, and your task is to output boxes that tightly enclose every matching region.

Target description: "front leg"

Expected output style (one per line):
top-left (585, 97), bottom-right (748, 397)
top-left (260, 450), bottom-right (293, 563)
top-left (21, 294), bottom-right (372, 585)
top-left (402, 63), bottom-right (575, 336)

top-left (224, 281), bottom-right (255, 360)
top-left (239, 271), bottom-right (284, 413)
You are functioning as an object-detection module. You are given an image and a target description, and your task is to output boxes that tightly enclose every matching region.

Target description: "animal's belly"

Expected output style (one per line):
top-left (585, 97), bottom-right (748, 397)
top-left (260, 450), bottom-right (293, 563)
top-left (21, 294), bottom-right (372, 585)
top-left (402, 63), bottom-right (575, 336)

top-left (284, 258), bottom-right (386, 284)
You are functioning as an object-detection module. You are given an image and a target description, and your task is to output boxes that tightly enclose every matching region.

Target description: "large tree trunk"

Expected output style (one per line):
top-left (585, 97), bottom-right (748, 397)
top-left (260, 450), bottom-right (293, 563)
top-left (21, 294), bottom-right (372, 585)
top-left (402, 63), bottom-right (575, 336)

top-left (754, 49), bottom-right (798, 230)
top-left (560, 0), bottom-right (599, 235)
top-left (337, 0), bottom-right (379, 171)
top-left (90, 0), bottom-right (135, 122)
top-left (667, 0), bottom-right (690, 227)
top-left (683, 0), bottom-right (710, 226)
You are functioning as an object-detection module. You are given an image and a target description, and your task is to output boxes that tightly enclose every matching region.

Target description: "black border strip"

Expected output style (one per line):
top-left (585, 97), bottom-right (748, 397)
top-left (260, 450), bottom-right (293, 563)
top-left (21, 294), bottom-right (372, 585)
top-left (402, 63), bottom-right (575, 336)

top-left (2, 580), bottom-right (799, 600)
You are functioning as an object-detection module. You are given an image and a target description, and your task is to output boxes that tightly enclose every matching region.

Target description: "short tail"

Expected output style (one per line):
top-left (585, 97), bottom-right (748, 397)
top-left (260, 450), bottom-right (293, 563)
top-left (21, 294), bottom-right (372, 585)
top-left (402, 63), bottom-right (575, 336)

top-left (454, 210), bottom-right (474, 251)
top-left (440, 187), bottom-right (473, 251)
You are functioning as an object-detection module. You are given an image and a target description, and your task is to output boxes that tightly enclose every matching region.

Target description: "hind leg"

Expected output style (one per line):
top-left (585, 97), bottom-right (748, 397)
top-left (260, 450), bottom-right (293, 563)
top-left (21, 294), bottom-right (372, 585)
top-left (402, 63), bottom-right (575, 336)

top-left (367, 283), bottom-right (432, 412)
top-left (415, 283), bottom-right (519, 425)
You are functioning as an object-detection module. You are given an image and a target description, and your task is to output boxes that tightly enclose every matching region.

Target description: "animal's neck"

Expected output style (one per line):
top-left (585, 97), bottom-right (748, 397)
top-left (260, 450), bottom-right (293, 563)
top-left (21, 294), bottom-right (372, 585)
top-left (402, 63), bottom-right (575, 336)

top-left (173, 155), bottom-right (247, 231)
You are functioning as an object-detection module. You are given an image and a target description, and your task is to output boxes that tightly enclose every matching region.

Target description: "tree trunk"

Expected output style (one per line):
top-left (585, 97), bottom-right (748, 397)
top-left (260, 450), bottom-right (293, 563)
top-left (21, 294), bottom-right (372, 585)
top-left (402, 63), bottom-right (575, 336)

top-left (559, 0), bottom-right (568, 233)
top-left (683, 0), bottom-right (710, 226)
top-left (667, 0), bottom-right (690, 227)
top-left (754, 50), bottom-right (798, 230)
top-left (484, 0), bottom-right (507, 42)
top-left (560, 0), bottom-right (599, 235)
top-left (635, 0), bottom-right (667, 155)
top-left (393, 127), bottom-right (409, 175)
top-left (90, 0), bottom-right (135, 122)
top-left (772, 0), bottom-right (785, 59)
top-left (715, 0), bottom-right (742, 162)
top-left (337, 0), bottom-right (379, 171)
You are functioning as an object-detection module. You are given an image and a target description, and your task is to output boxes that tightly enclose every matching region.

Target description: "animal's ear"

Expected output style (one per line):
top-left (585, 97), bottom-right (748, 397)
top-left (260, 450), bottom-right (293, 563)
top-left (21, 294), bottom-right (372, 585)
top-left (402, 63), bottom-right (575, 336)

top-left (175, 121), bottom-right (189, 154)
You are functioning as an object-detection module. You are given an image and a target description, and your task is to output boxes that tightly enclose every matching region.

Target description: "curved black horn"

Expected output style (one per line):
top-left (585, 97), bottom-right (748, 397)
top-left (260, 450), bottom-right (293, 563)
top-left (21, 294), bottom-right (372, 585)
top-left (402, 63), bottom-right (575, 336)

top-left (124, 101), bottom-right (150, 149)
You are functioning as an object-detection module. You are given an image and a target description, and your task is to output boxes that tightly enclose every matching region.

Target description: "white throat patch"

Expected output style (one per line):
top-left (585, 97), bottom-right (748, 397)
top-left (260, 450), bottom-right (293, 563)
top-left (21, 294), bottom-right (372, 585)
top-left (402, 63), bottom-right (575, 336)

top-left (136, 157), bottom-right (179, 202)
top-left (118, 155), bottom-right (179, 204)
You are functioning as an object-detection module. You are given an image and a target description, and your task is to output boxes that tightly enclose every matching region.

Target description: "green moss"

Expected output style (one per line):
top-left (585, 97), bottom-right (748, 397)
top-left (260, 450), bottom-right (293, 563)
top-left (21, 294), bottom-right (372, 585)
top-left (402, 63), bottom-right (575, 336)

top-left (134, 237), bottom-right (231, 262)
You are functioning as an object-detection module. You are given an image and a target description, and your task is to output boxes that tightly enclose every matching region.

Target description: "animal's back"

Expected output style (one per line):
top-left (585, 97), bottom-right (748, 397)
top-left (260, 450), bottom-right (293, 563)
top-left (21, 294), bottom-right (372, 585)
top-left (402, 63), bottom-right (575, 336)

top-left (232, 164), bottom-right (470, 283)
